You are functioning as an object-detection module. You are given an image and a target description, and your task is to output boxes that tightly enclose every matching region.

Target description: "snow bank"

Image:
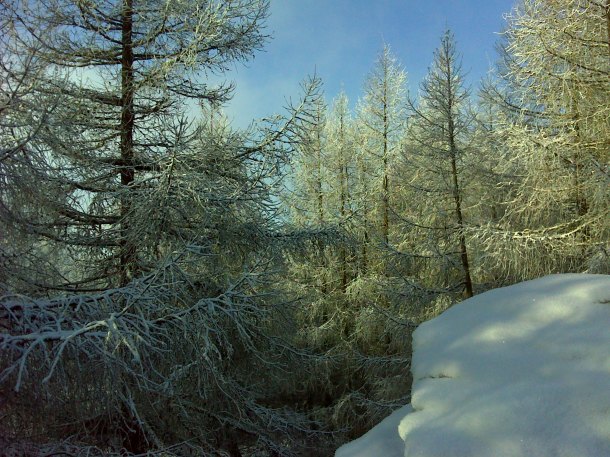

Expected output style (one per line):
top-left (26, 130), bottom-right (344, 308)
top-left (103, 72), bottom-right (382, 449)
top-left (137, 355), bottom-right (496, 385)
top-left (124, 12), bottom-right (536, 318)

top-left (335, 405), bottom-right (413, 457)
top-left (335, 274), bottom-right (610, 457)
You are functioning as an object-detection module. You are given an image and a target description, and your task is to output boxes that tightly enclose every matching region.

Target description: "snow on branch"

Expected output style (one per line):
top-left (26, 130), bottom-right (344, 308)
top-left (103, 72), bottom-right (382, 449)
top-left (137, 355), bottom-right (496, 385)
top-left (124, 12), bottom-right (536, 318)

top-left (0, 254), bottom-right (319, 454)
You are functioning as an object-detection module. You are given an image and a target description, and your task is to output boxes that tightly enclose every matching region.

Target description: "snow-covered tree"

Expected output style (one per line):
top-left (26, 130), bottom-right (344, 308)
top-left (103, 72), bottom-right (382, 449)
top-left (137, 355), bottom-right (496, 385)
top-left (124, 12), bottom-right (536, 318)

top-left (465, 93), bottom-right (516, 287)
top-left (325, 92), bottom-right (358, 291)
top-left (398, 30), bottom-right (475, 298)
top-left (282, 81), bottom-right (412, 447)
top-left (0, 30), bottom-right (66, 293)
top-left (0, 0), bottom-right (271, 288)
top-left (0, 254), bottom-right (323, 456)
top-left (357, 45), bottom-right (408, 251)
top-left (476, 0), bottom-right (610, 279)
top-left (289, 77), bottom-right (328, 227)
top-left (0, 2), bottom-right (329, 455)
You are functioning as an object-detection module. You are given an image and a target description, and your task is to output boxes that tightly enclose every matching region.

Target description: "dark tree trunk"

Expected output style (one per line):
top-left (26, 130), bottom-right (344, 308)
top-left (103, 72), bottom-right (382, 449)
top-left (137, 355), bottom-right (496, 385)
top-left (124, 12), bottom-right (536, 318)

top-left (606, 0), bottom-right (610, 58)
top-left (448, 128), bottom-right (473, 298)
top-left (339, 116), bottom-right (349, 292)
top-left (119, 0), bottom-right (136, 286)
top-left (445, 49), bottom-right (473, 299)
top-left (382, 79), bottom-right (390, 247)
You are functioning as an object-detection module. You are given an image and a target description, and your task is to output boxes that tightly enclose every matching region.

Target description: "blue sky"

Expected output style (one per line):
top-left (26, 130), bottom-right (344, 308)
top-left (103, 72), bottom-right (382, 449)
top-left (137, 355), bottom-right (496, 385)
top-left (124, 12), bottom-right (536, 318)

top-left (220, 0), bottom-right (515, 127)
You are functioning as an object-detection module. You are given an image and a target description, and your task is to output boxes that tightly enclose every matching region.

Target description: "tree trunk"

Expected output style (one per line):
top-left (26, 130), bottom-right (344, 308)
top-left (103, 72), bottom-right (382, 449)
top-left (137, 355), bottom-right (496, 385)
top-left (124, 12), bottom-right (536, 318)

top-left (314, 108), bottom-right (327, 293)
top-left (339, 119), bottom-right (349, 292)
top-left (449, 130), bottom-right (473, 298)
top-left (120, 0), bottom-right (136, 286)
top-left (571, 98), bottom-right (590, 262)
top-left (382, 79), bottom-right (390, 247)
top-left (445, 55), bottom-right (473, 298)
top-left (606, 0), bottom-right (610, 58)
top-left (316, 133), bottom-right (324, 225)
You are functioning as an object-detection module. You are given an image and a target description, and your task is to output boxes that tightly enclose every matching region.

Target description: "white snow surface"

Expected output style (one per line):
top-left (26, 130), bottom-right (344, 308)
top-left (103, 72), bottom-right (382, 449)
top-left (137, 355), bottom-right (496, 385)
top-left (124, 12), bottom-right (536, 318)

top-left (335, 405), bottom-right (413, 457)
top-left (335, 274), bottom-right (610, 457)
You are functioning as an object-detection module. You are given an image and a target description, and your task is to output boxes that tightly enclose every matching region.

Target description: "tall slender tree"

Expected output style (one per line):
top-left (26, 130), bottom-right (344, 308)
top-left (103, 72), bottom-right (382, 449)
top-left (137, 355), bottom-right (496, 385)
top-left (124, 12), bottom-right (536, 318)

top-left (357, 45), bottom-right (408, 250)
top-left (289, 77), bottom-right (328, 227)
top-left (283, 82), bottom-right (412, 447)
top-left (326, 91), bottom-right (357, 291)
top-left (401, 30), bottom-right (475, 297)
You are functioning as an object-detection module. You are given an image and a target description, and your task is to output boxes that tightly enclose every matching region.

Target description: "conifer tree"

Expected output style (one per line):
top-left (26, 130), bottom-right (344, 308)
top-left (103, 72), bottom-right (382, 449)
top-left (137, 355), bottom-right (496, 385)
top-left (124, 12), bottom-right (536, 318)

top-left (400, 30), bottom-right (475, 297)
top-left (1, 0), bottom-right (271, 288)
top-left (1, 2), bottom-right (327, 455)
top-left (284, 81), bottom-right (411, 447)
top-left (478, 0), bottom-right (610, 278)
top-left (326, 92), bottom-right (357, 291)
top-left (357, 45), bottom-right (408, 252)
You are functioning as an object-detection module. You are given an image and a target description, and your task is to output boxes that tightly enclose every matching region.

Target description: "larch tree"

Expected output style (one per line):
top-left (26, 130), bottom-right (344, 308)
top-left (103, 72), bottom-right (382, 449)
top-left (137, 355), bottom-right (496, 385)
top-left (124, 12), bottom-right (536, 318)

top-left (465, 92), bottom-right (516, 287)
top-left (330, 47), bottom-right (413, 436)
top-left (399, 30), bottom-right (475, 298)
top-left (357, 45), bottom-right (408, 254)
top-left (278, 82), bottom-right (356, 454)
top-left (0, 1), bottom-right (328, 455)
top-left (477, 0), bottom-right (609, 279)
top-left (289, 77), bottom-right (328, 227)
top-left (0, 28), bottom-right (66, 293)
top-left (284, 87), bottom-right (359, 307)
top-left (325, 91), bottom-right (357, 292)
top-left (282, 76), bottom-right (333, 304)
top-left (1, 0), bottom-right (270, 289)
top-left (283, 83), bottom-right (412, 447)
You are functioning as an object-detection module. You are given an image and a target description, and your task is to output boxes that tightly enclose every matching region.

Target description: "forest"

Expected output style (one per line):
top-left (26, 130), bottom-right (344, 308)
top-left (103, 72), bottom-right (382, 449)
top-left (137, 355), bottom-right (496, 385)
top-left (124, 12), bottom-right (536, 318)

top-left (0, 0), bottom-right (608, 456)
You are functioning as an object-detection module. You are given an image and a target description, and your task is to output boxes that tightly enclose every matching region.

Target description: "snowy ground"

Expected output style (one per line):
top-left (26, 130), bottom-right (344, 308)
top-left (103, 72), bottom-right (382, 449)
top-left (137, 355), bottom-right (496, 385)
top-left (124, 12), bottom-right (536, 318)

top-left (335, 274), bottom-right (610, 457)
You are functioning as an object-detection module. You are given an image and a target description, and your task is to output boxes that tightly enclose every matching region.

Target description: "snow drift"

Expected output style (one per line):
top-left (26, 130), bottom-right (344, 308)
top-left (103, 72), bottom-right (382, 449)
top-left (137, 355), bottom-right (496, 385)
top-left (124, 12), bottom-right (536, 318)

top-left (336, 274), bottom-right (610, 457)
